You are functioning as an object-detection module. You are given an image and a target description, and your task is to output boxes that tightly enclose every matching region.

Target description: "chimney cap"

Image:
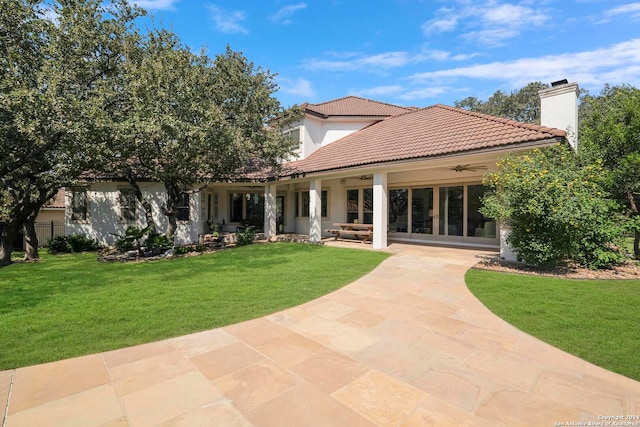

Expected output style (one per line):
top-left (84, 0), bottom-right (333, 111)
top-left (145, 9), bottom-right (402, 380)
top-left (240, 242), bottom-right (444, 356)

top-left (551, 79), bottom-right (569, 87)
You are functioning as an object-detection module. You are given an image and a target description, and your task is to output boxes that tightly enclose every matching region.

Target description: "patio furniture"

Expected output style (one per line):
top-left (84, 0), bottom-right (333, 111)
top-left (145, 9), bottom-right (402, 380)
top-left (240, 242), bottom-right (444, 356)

top-left (325, 223), bottom-right (373, 243)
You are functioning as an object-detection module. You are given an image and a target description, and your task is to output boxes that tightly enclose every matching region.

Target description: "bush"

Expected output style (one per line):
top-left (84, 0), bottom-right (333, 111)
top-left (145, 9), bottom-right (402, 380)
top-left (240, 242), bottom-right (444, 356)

top-left (236, 226), bottom-right (256, 246)
top-left (48, 234), bottom-right (99, 254)
top-left (48, 236), bottom-right (72, 254)
top-left (174, 245), bottom-right (194, 255)
top-left (146, 233), bottom-right (171, 252)
top-left (483, 145), bottom-right (625, 269)
top-left (67, 234), bottom-right (100, 252)
top-left (115, 226), bottom-right (148, 253)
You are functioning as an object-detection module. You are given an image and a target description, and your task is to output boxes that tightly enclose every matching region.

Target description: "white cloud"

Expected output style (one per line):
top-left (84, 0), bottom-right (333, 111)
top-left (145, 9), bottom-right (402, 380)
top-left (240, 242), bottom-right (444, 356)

top-left (604, 3), bottom-right (640, 19)
top-left (304, 51), bottom-right (425, 72)
top-left (422, 49), bottom-right (481, 62)
top-left (422, 16), bottom-right (458, 33)
top-left (207, 5), bottom-right (248, 34)
top-left (461, 28), bottom-right (519, 47)
top-left (408, 39), bottom-right (640, 90)
top-left (134, 0), bottom-right (179, 11)
top-left (279, 77), bottom-right (316, 98)
top-left (422, 1), bottom-right (551, 46)
top-left (482, 3), bottom-right (547, 26)
top-left (270, 3), bottom-right (307, 24)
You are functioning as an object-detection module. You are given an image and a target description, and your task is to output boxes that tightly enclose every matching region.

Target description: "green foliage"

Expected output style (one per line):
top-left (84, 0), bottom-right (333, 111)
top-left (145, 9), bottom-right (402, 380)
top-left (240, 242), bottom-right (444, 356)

top-left (47, 236), bottom-right (72, 254)
top-left (173, 245), bottom-right (193, 255)
top-left (114, 226), bottom-right (148, 253)
top-left (579, 84), bottom-right (640, 258)
top-left (483, 145), bottom-right (624, 269)
top-left (236, 226), bottom-right (256, 246)
top-left (1, 0), bottom-right (143, 264)
top-left (455, 82), bottom-right (550, 124)
top-left (145, 233), bottom-right (171, 252)
top-left (48, 234), bottom-right (99, 254)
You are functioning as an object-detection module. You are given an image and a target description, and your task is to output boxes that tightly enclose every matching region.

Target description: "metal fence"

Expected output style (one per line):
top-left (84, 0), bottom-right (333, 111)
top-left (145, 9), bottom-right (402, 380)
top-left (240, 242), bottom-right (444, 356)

top-left (34, 221), bottom-right (66, 248)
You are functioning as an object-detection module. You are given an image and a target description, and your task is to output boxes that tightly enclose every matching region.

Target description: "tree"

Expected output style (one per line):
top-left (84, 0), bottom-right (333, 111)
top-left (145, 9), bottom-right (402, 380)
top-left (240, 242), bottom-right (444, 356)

top-left (111, 32), bottom-right (298, 241)
top-left (455, 82), bottom-right (550, 124)
top-left (482, 145), bottom-right (624, 269)
top-left (0, 0), bottom-right (141, 266)
top-left (579, 85), bottom-right (640, 258)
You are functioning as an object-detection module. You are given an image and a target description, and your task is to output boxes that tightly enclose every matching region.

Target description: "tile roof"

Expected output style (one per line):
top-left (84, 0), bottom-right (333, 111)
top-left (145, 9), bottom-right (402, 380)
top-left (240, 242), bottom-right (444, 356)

top-left (302, 96), bottom-right (413, 118)
top-left (43, 189), bottom-right (65, 209)
top-left (286, 104), bottom-right (566, 175)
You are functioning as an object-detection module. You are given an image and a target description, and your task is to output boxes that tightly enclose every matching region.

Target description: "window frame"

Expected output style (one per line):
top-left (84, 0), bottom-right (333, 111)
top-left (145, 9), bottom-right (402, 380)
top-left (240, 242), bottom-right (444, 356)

top-left (296, 190), bottom-right (328, 218)
top-left (70, 187), bottom-right (88, 222)
top-left (176, 192), bottom-right (190, 222)
top-left (119, 188), bottom-right (137, 223)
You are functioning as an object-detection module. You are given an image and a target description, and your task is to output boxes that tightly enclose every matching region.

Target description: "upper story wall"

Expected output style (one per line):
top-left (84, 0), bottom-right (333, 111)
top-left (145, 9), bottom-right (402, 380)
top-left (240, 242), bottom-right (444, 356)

top-left (292, 115), bottom-right (382, 160)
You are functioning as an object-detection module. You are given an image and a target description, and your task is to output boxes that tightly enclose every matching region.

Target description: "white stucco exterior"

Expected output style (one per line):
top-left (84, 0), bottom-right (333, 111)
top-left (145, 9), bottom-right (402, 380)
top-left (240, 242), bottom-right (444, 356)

top-left (65, 182), bottom-right (200, 246)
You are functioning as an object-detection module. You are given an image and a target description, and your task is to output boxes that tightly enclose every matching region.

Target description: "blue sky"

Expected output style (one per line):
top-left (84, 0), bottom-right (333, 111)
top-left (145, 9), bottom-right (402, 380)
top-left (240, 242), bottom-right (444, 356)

top-left (133, 0), bottom-right (640, 109)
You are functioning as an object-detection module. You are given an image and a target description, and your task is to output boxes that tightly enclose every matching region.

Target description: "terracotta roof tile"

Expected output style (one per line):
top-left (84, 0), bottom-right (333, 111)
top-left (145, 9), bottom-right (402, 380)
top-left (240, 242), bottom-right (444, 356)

top-left (43, 189), bottom-right (65, 209)
top-left (302, 96), bottom-right (412, 118)
top-left (286, 104), bottom-right (566, 175)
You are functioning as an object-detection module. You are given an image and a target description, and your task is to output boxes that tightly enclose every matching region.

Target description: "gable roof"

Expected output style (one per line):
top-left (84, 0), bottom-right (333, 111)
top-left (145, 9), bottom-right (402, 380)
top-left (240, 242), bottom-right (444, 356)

top-left (302, 96), bottom-right (413, 118)
top-left (286, 104), bottom-right (566, 175)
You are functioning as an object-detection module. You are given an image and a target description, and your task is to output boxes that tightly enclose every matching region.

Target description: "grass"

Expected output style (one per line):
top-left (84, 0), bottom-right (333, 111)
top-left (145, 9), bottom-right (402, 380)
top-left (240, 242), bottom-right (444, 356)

top-left (466, 269), bottom-right (640, 381)
top-left (0, 243), bottom-right (389, 370)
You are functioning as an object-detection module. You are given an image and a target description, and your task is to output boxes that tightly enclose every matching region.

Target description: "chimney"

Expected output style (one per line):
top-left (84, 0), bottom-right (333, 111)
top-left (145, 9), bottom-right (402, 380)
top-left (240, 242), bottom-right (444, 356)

top-left (539, 80), bottom-right (580, 151)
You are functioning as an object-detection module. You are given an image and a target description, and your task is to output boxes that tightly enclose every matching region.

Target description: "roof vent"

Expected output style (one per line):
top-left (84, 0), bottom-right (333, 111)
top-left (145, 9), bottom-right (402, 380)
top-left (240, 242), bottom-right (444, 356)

top-left (551, 79), bottom-right (568, 87)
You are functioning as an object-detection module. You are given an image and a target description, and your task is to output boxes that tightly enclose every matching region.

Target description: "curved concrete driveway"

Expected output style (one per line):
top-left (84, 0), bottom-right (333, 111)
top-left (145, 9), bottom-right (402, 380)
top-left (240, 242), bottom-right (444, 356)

top-left (2, 244), bottom-right (640, 426)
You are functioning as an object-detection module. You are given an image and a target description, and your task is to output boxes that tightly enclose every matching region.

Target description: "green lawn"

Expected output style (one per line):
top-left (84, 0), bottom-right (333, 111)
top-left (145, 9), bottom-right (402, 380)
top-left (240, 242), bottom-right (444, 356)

top-left (0, 243), bottom-right (389, 370)
top-left (466, 269), bottom-right (640, 381)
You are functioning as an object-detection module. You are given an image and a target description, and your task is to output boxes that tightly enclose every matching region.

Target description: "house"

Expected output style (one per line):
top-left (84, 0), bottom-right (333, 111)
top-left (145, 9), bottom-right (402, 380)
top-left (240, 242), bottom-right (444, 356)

top-left (65, 81), bottom-right (580, 257)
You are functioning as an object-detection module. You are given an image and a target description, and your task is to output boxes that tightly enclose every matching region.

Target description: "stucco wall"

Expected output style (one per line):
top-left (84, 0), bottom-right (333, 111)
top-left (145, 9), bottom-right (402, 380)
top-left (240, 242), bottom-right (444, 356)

top-left (65, 182), bottom-right (201, 247)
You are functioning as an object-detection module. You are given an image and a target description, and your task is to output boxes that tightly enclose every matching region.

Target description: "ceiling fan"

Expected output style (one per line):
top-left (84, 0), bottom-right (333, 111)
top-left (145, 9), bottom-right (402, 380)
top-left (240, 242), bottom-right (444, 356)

top-left (449, 164), bottom-right (488, 173)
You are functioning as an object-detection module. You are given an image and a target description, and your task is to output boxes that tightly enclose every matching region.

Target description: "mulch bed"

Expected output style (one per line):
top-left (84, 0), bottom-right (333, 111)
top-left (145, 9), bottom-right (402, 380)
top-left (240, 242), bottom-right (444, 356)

top-left (473, 255), bottom-right (640, 280)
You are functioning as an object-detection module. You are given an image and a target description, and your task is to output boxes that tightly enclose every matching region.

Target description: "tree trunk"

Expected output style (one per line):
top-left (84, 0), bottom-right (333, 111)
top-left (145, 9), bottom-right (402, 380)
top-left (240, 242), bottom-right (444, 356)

top-left (23, 211), bottom-right (39, 262)
top-left (635, 230), bottom-right (639, 259)
top-left (0, 222), bottom-right (18, 267)
top-left (162, 181), bottom-right (181, 243)
top-left (127, 172), bottom-right (157, 236)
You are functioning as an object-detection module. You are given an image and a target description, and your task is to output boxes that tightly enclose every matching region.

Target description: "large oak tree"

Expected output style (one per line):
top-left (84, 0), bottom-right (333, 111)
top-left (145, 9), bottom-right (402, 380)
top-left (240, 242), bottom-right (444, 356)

top-left (0, 0), bottom-right (141, 265)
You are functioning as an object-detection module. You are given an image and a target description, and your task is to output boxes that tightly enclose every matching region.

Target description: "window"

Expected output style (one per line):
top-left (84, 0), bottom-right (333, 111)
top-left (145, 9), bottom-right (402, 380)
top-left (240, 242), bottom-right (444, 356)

top-left (346, 189), bottom-right (358, 223)
top-left (411, 188), bottom-right (434, 234)
top-left (467, 185), bottom-right (495, 238)
top-left (229, 192), bottom-right (265, 222)
top-left (363, 189), bottom-right (373, 224)
top-left (283, 127), bottom-right (301, 149)
top-left (119, 188), bottom-right (137, 222)
top-left (439, 186), bottom-right (464, 236)
top-left (71, 187), bottom-right (87, 221)
top-left (389, 189), bottom-right (408, 232)
top-left (296, 190), bottom-right (327, 217)
top-left (176, 193), bottom-right (190, 221)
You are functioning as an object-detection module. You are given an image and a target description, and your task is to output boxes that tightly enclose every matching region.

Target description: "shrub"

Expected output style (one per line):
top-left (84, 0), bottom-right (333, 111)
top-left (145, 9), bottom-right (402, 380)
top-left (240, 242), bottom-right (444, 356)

top-left (146, 233), bottom-right (171, 252)
top-left (174, 245), bottom-right (194, 255)
top-left (236, 226), bottom-right (256, 246)
top-left (67, 234), bottom-right (99, 252)
top-left (48, 234), bottom-right (99, 254)
top-left (48, 236), bottom-right (72, 254)
top-left (115, 226), bottom-right (148, 253)
top-left (483, 145), bottom-right (625, 269)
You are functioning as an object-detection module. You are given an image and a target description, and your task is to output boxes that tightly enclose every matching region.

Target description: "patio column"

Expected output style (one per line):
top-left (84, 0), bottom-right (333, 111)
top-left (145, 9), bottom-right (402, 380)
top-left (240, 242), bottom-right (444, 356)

top-left (309, 179), bottom-right (322, 243)
top-left (264, 184), bottom-right (277, 240)
top-left (373, 172), bottom-right (388, 249)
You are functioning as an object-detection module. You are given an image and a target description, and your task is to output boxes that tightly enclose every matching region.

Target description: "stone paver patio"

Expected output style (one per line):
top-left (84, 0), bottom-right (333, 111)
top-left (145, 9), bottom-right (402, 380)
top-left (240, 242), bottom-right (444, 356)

top-left (2, 243), bottom-right (639, 426)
